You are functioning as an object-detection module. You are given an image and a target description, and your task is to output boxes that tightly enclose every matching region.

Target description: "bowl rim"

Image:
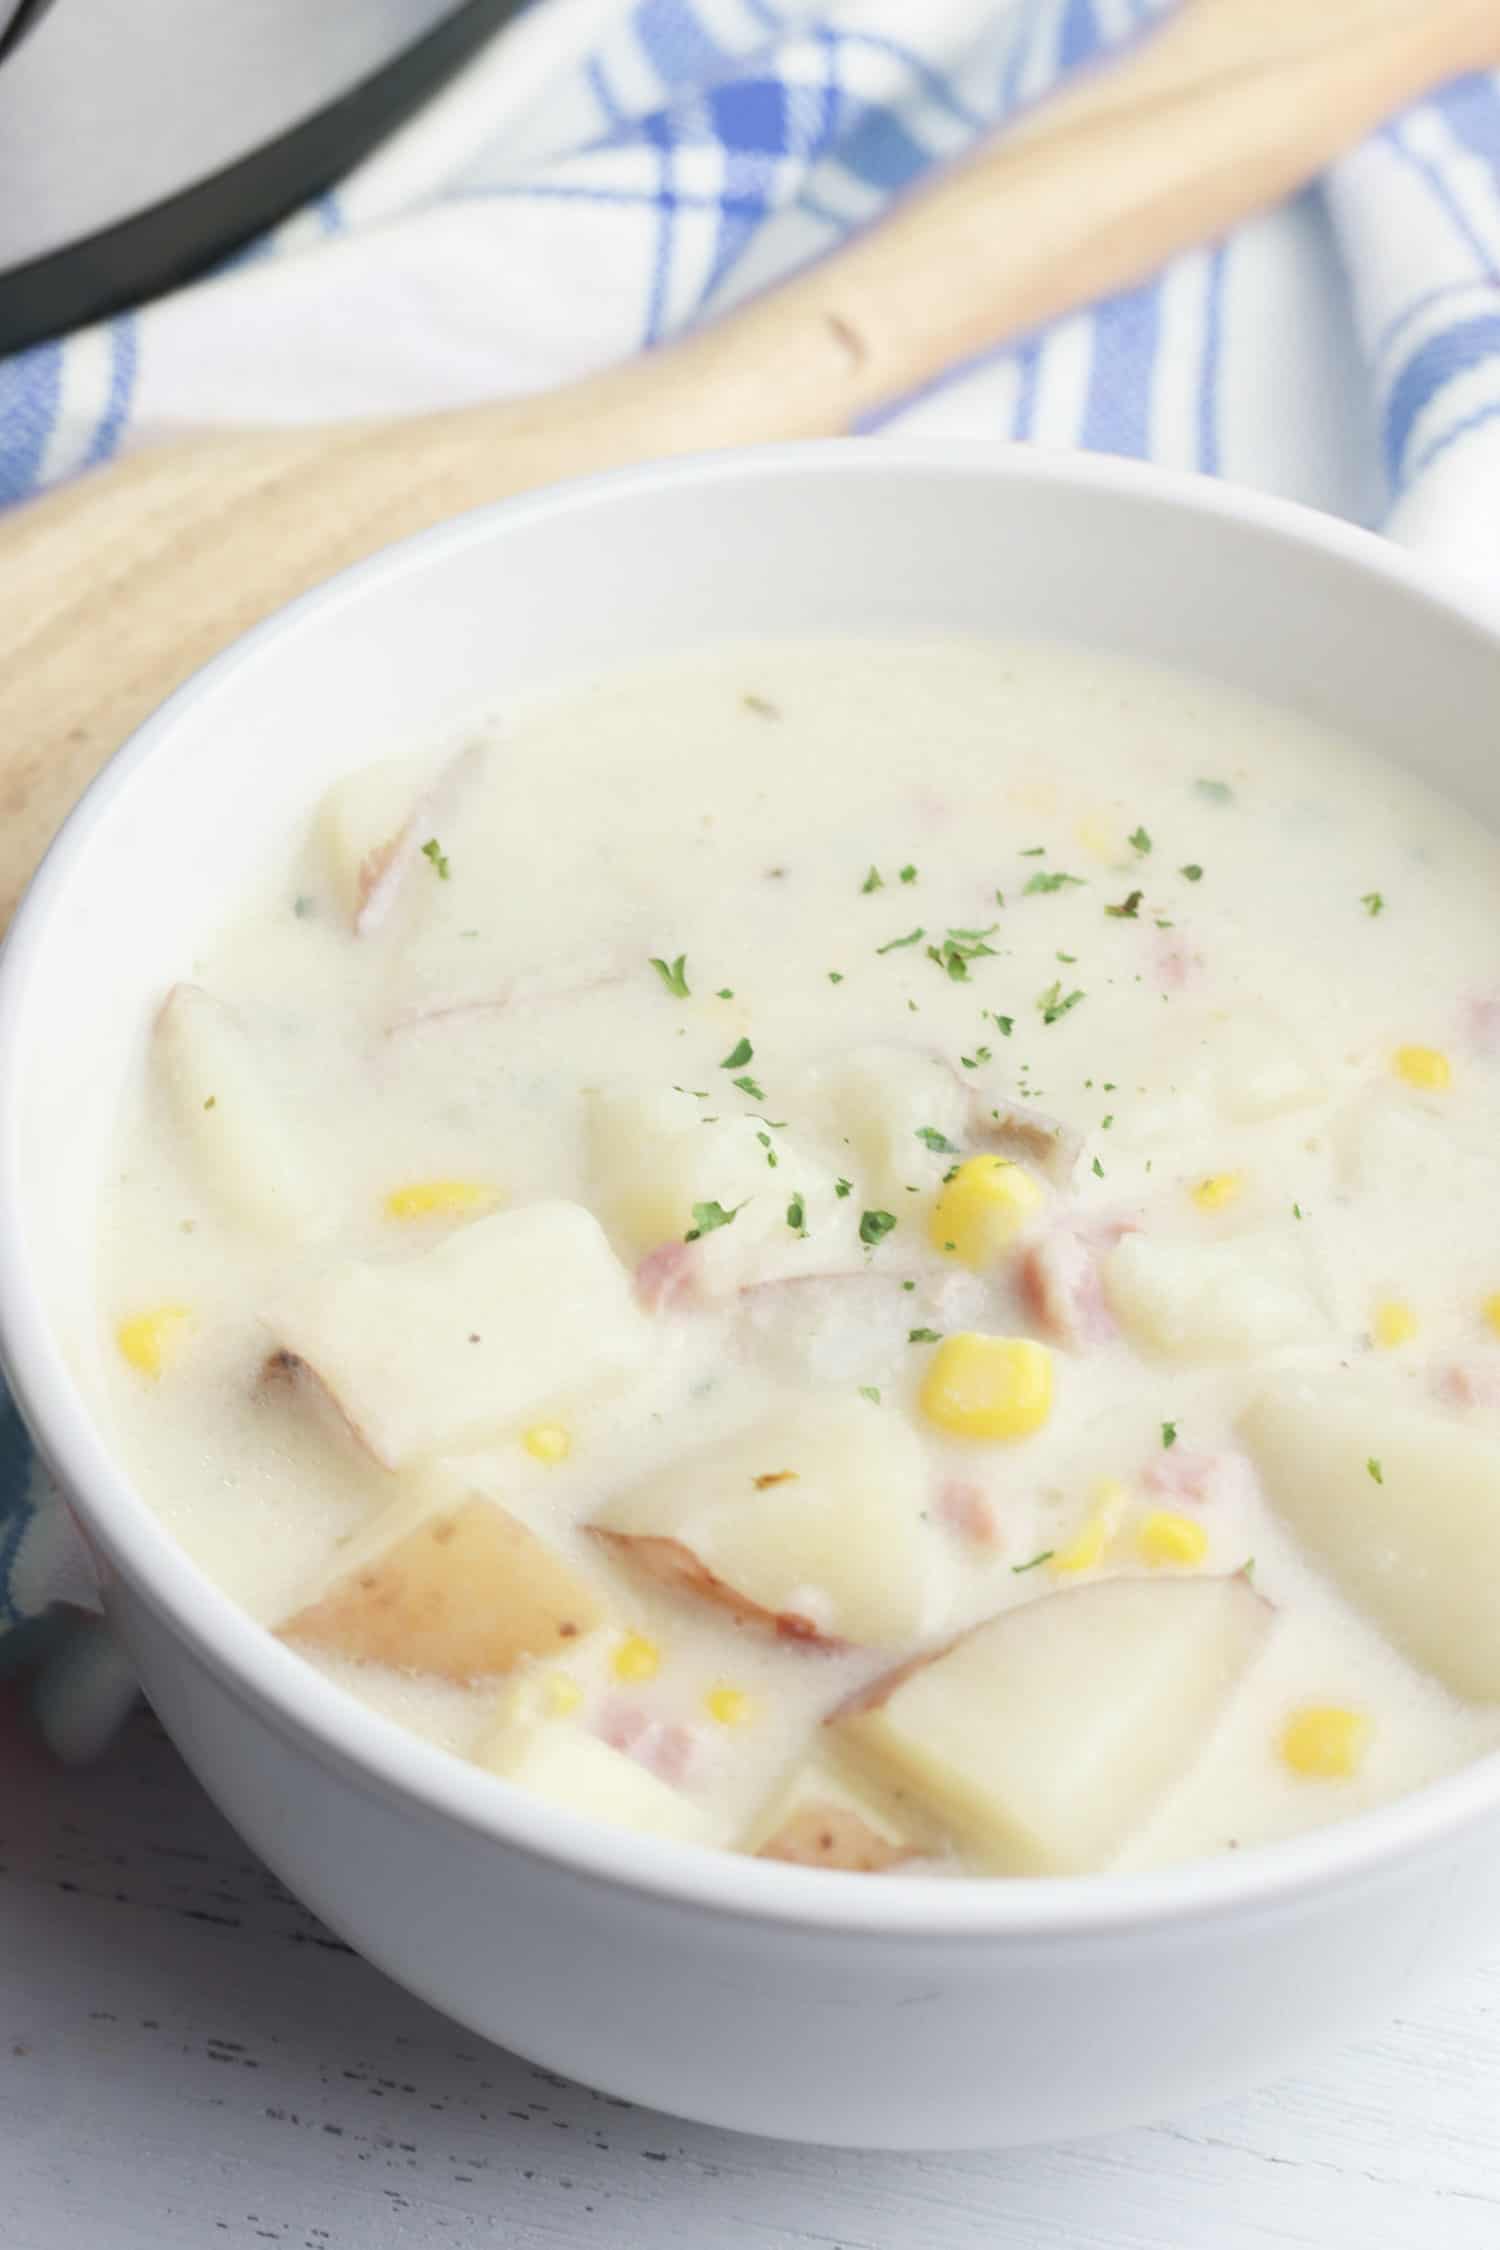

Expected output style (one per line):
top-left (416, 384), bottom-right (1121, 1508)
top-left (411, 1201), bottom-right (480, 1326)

top-left (5, 435), bottom-right (1500, 1940)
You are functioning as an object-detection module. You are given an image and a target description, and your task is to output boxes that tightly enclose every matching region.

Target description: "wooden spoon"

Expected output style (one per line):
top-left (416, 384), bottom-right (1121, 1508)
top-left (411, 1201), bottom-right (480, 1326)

top-left (1, 0), bottom-right (1494, 925)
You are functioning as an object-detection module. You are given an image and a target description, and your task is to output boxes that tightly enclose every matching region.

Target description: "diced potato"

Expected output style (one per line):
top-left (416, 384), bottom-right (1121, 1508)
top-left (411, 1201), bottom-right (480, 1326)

top-left (833, 1575), bottom-right (1271, 1874)
top-left (585, 1082), bottom-right (845, 1284)
top-left (1104, 1229), bottom-right (1326, 1362)
top-left (1336, 1096), bottom-right (1500, 1201)
top-left (1241, 1377), bottom-right (1500, 1700)
top-left (318, 744), bottom-right (474, 933)
top-left (478, 1717), bottom-right (712, 1845)
top-left (155, 984), bottom-right (331, 1239)
top-left (745, 1755), bottom-right (927, 1870)
top-left (1210, 1012), bottom-right (1323, 1122)
top-left (590, 1399), bottom-right (946, 1647)
top-left (280, 1494), bottom-right (603, 1680)
top-left (269, 1200), bottom-right (648, 1466)
top-left (791, 1044), bottom-right (970, 1210)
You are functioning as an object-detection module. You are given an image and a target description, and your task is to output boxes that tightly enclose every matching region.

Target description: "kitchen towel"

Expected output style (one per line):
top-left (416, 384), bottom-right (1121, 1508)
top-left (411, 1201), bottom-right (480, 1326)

top-left (3, 0), bottom-right (1499, 1756)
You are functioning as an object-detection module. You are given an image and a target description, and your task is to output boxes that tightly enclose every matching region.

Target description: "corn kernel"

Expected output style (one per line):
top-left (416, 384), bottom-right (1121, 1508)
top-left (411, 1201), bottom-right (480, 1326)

top-left (612, 1633), bottom-right (661, 1683)
top-left (1392, 1045), bottom-right (1451, 1092)
top-left (1481, 1293), bottom-right (1500, 1339)
top-left (928, 1157), bottom-right (1045, 1270)
top-left (542, 1671), bottom-right (583, 1717)
top-left (1372, 1299), bottom-right (1418, 1350)
top-left (1051, 1478), bottom-right (1127, 1574)
top-left (116, 1304), bottom-right (192, 1379)
top-left (383, 1178), bottom-right (501, 1221)
top-left (1190, 1172), bottom-right (1243, 1212)
top-left (920, 1333), bottom-right (1053, 1441)
top-left (1136, 1509), bottom-right (1210, 1568)
top-left (523, 1423), bottom-right (571, 1465)
top-left (705, 1684), bottom-right (753, 1728)
top-left (1279, 1704), bottom-right (1368, 1779)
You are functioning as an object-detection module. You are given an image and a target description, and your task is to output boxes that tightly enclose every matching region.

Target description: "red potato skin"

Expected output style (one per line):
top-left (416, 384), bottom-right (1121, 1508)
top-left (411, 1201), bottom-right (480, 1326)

top-left (587, 1527), bottom-right (846, 1649)
top-left (757, 1803), bottom-right (920, 1873)
top-left (257, 1346), bottom-right (394, 1467)
top-left (352, 743), bottom-right (481, 936)
top-left (832, 1572), bottom-right (1277, 1727)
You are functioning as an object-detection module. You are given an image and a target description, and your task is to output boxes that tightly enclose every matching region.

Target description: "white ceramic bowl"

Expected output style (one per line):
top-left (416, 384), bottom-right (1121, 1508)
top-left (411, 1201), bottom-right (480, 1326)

top-left (4, 442), bottom-right (1500, 2151)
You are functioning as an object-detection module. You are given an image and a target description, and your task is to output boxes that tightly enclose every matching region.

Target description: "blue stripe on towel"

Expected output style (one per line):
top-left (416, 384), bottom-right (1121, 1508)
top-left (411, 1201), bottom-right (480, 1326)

top-left (1384, 310), bottom-right (1500, 486)
top-left (83, 317), bottom-right (139, 472)
top-left (1081, 276), bottom-right (1162, 459)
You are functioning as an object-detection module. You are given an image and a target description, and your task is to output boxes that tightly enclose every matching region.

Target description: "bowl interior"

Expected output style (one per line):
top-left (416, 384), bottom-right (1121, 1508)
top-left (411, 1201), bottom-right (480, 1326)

top-left (7, 441), bottom-right (1500, 1925)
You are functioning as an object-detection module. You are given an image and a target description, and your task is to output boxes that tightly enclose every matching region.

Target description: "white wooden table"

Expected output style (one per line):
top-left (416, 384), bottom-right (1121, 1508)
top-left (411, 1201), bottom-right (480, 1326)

top-left (3, 1690), bottom-right (1497, 2250)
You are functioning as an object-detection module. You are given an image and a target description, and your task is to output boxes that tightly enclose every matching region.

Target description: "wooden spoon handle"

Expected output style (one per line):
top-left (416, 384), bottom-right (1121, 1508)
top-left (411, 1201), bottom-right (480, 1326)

top-left (1, 0), bottom-right (1493, 924)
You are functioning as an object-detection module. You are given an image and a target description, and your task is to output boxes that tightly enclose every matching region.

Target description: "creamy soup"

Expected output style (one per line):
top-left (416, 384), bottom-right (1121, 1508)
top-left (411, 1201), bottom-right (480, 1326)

top-left (97, 636), bottom-right (1500, 1876)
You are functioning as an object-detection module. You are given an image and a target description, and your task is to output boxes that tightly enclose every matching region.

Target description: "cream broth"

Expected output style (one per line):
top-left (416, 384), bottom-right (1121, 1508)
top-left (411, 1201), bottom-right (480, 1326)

top-left (96, 636), bottom-right (1500, 1876)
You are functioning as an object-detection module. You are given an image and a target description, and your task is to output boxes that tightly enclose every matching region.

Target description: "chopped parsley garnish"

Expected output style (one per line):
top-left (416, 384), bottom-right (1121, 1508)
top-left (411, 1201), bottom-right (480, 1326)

top-left (786, 1194), bottom-right (805, 1232)
top-left (292, 894), bottom-right (314, 919)
top-left (421, 837), bottom-right (451, 881)
top-left (916, 1126), bottom-right (959, 1153)
top-left (717, 986), bottom-right (734, 998)
top-left (990, 1013), bottom-right (1014, 1038)
top-left (899, 864), bottom-right (918, 885)
top-left (828, 970), bottom-right (844, 984)
top-left (732, 1073), bottom-right (766, 1101)
top-left (861, 865), bottom-right (884, 895)
top-left (1180, 865), bottom-right (1203, 883)
top-left (1366, 1456), bottom-right (1384, 1485)
top-left (1161, 1420), bottom-right (1178, 1450)
top-left (743, 692), bottom-right (780, 719)
top-left (1293, 1202), bottom-right (1304, 1220)
top-left (1128, 826), bottom-right (1152, 855)
top-left (720, 1037), bottom-right (753, 1070)
top-left (858, 1385), bottom-right (882, 1406)
top-left (960, 1044), bottom-right (993, 1070)
top-left (203, 1095), bottom-right (217, 1111)
top-left (684, 1198), bottom-right (745, 1242)
top-left (1038, 980), bottom-right (1085, 1026)
top-left (1101, 1114), bottom-right (1114, 1130)
top-left (901, 1279), bottom-right (915, 1292)
top-left (1195, 778), bottom-right (1234, 804)
top-left (859, 1209), bottom-right (897, 1246)
top-left (1105, 889), bottom-right (1143, 919)
top-left (928, 925), bottom-right (1000, 981)
top-left (649, 953), bottom-right (690, 997)
top-left (876, 926), bottom-right (924, 955)
top-left (1091, 1156), bottom-right (1105, 1178)
top-left (1024, 870), bottom-right (1085, 896)
top-left (1361, 891), bottom-right (1385, 917)
top-left (1011, 1549), bottom-right (1054, 1574)
top-left (1020, 846), bottom-right (1046, 857)
top-left (908, 1327), bottom-right (942, 1344)
top-left (835, 1178), bottom-right (853, 1199)
top-left (994, 887), bottom-right (1006, 908)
